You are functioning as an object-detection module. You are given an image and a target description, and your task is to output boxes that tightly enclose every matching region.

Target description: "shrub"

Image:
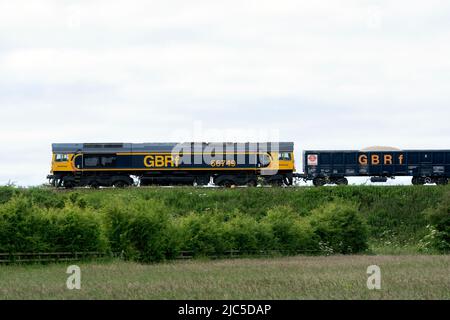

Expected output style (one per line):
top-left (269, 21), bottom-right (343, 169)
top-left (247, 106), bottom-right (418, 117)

top-left (42, 204), bottom-right (108, 253)
top-left (310, 201), bottom-right (368, 254)
top-left (0, 187), bottom-right (15, 204)
top-left (26, 188), bottom-right (65, 209)
top-left (179, 212), bottom-right (230, 256)
top-left (104, 199), bottom-right (180, 262)
top-left (223, 212), bottom-right (273, 253)
top-left (0, 198), bottom-right (106, 253)
top-left (0, 197), bottom-right (48, 252)
top-left (422, 192), bottom-right (450, 253)
top-left (262, 206), bottom-right (319, 254)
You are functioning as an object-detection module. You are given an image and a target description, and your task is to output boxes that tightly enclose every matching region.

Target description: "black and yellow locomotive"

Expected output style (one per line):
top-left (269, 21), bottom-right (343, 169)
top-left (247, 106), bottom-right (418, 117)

top-left (47, 142), bottom-right (295, 188)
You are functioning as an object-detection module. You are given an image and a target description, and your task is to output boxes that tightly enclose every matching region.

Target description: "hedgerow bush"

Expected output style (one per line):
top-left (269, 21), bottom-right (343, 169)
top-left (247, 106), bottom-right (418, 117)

top-left (223, 212), bottom-right (273, 253)
top-left (178, 212), bottom-right (230, 256)
top-left (42, 204), bottom-right (107, 252)
top-left (26, 188), bottom-right (66, 209)
top-left (0, 187), bottom-right (15, 204)
top-left (262, 206), bottom-right (319, 254)
top-left (0, 197), bottom-right (106, 253)
top-left (309, 201), bottom-right (369, 254)
top-left (0, 197), bottom-right (49, 252)
top-left (420, 192), bottom-right (450, 253)
top-left (103, 199), bottom-right (181, 262)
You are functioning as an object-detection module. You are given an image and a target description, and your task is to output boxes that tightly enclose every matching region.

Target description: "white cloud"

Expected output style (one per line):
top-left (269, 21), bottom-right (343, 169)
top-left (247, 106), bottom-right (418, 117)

top-left (0, 0), bottom-right (449, 185)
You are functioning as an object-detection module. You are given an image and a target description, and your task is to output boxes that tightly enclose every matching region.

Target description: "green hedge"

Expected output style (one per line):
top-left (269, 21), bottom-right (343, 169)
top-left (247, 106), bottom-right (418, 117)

top-left (0, 197), bottom-right (106, 253)
top-left (420, 192), bottom-right (450, 253)
top-left (104, 199), bottom-right (181, 262)
top-left (309, 201), bottom-right (368, 254)
top-left (0, 186), bottom-right (449, 261)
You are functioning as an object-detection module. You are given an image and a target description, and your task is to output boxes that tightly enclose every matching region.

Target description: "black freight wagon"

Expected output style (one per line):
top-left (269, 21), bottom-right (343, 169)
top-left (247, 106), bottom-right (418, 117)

top-left (302, 149), bottom-right (450, 186)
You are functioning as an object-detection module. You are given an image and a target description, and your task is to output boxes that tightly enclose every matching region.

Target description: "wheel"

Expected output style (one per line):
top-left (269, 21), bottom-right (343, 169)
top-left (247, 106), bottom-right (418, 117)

top-left (412, 177), bottom-right (424, 185)
top-left (313, 177), bottom-right (326, 187)
top-left (113, 181), bottom-right (127, 188)
top-left (284, 177), bottom-right (293, 186)
top-left (89, 181), bottom-right (99, 189)
top-left (246, 179), bottom-right (257, 187)
top-left (269, 179), bottom-right (284, 187)
top-left (219, 180), bottom-right (234, 188)
top-left (335, 178), bottom-right (348, 186)
top-left (64, 181), bottom-right (74, 189)
top-left (436, 178), bottom-right (448, 185)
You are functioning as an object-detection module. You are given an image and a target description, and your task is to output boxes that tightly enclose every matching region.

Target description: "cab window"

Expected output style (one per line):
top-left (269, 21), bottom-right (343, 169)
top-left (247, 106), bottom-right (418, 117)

top-left (278, 152), bottom-right (291, 160)
top-left (55, 154), bottom-right (68, 162)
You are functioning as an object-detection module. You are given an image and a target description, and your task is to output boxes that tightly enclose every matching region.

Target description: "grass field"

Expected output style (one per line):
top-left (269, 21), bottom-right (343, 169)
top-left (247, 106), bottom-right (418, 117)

top-left (1, 255), bottom-right (449, 300)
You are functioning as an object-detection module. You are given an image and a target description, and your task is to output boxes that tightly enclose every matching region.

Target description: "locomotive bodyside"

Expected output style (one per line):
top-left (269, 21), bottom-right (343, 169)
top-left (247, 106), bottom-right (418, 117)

top-left (48, 142), bottom-right (295, 188)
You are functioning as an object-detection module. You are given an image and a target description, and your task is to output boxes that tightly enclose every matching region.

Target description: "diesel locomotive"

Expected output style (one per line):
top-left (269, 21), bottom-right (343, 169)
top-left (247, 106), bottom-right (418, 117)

top-left (47, 142), bottom-right (450, 188)
top-left (47, 142), bottom-right (295, 188)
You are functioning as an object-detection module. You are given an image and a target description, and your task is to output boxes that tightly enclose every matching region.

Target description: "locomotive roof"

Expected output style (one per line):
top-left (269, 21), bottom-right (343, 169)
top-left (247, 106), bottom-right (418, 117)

top-left (52, 142), bottom-right (294, 154)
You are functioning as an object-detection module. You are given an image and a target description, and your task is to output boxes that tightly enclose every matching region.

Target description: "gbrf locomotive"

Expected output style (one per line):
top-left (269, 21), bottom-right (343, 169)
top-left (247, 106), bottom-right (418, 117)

top-left (47, 142), bottom-right (295, 188)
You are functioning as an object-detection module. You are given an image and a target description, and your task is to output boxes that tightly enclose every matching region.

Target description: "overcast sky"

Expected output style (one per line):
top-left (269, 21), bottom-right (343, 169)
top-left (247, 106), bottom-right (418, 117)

top-left (1, 0), bottom-right (449, 186)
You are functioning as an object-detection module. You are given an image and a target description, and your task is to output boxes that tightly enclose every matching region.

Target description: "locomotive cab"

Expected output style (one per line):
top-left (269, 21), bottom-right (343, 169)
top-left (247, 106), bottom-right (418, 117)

top-left (277, 151), bottom-right (294, 170)
top-left (51, 153), bottom-right (73, 173)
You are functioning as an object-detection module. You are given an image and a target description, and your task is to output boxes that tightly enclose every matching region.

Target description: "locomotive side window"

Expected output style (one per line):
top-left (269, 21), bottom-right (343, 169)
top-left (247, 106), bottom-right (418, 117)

top-left (101, 156), bottom-right (117, 167)
top-left (84, 155), bottom-right (117, 168)
top-left (84, 156), bottom-right (100, 167)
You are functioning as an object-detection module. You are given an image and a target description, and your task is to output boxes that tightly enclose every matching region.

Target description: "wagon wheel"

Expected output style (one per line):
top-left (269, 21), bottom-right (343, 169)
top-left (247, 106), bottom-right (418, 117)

top-left (335, 178), bottom-right (348, 186)
top-left (313, 177), bottom-right (326, 187)
top-left (412, 177), bottom-right (425, 185)
top-left (424, 177), bottom-right (433, 184)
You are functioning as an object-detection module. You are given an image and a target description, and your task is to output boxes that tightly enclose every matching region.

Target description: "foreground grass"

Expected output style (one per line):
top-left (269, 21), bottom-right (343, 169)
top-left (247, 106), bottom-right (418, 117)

top-left (1, 255), bottom-right (449, 299)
